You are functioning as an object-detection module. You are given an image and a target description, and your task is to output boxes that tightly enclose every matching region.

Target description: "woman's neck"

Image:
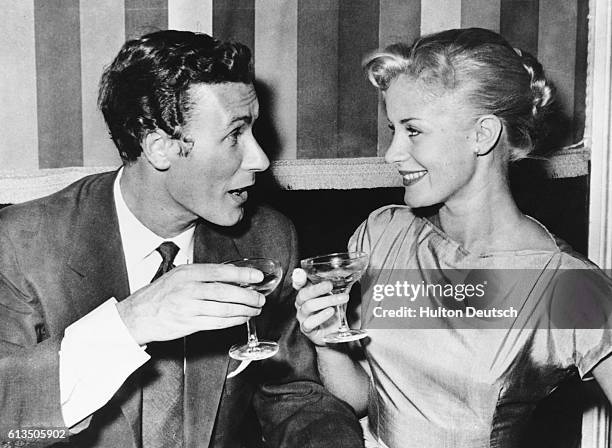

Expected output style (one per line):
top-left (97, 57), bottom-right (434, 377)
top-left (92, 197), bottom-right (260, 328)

top-left (437, 179), bottom-right (526, 255)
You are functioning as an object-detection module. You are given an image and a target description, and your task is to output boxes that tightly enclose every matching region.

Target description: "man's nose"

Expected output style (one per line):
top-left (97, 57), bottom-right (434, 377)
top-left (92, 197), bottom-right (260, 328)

top-left (243, 135), bottom-right (270, 172)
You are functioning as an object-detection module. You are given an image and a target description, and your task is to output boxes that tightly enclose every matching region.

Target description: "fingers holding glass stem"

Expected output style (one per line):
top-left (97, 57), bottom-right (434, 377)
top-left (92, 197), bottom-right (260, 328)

top-left (298, 252), bottom-right (369, 343)
top-left (294, 273), bottom-right (351, 346)
top-left (224, 258), bottom-right (283, 361)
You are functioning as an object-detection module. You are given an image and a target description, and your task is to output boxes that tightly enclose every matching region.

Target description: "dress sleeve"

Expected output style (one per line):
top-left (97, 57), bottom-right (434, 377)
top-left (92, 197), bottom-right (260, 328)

top-left (348, 219), bottom-right (369, 254)
top-left (547, 266), bottom-right (612, 378)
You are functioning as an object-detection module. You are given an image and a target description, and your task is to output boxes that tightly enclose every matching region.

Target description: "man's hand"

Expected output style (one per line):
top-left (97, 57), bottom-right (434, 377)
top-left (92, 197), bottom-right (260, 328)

top-left (116, 264), bottom-right (265, 345)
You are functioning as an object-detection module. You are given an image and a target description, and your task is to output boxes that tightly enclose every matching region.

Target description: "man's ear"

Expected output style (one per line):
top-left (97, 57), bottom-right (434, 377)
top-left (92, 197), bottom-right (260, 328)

top-left (141, 130), bottom-right (176, 170)
top-left (474, 115), bottom-right (502, 157)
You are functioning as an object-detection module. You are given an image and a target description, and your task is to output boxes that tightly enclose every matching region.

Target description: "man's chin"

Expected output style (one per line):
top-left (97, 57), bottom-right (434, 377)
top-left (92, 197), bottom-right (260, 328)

top-left (203, 206), bottom-right (245, 227)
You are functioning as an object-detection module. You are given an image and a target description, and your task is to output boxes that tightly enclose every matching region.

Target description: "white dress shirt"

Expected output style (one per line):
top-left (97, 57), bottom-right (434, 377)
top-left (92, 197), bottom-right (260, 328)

top-left (59, 170), bottom-right (195, 429)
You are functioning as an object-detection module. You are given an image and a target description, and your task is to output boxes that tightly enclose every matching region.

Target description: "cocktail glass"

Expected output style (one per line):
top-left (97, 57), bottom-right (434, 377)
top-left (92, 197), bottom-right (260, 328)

top-left (224, 257), bottom-right (283, 361)
top-left (300, 252), bottom-right (369, 343)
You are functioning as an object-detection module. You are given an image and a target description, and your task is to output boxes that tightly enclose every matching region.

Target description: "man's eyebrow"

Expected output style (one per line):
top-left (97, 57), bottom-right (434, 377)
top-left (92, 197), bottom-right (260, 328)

top-left (227, 115), bottom-right (253, 126)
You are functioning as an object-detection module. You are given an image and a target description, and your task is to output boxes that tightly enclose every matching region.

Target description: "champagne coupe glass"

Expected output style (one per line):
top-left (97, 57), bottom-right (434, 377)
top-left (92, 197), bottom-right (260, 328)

top-left (224, 257), bottom-right (283, 361)
top-left (300, 252), bottom-right (369, 343)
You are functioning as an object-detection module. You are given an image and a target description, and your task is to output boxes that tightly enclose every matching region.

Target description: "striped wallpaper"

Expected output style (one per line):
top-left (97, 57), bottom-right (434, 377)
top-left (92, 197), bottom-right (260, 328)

top-left (0, 0), bottom-right (589, 179)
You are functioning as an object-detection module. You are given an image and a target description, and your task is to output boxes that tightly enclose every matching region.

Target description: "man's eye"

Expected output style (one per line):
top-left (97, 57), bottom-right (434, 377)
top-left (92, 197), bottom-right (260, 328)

top-left (387, 124), bottom-right (395, 134)
top-left (406, 127), bottom-right (420, 137)
top-left (228, 129), bottom-right (242, 143)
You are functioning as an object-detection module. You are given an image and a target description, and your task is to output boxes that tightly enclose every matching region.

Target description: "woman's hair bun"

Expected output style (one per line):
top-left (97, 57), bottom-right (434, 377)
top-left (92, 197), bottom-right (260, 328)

top-left (514, 48), bottom-right (554, 120)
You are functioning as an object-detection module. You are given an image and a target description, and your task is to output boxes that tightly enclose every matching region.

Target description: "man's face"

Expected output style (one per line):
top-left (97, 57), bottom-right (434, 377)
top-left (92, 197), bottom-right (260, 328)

top-left (165, 82), bottom-right (269, 226)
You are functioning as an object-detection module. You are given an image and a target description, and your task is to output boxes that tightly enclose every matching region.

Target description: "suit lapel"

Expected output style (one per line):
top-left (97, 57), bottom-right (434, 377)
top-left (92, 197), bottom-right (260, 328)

top-left (184, 221), bottom-right (243, 448)
top-left (66, 171), bottom-right (131, 313)
top-left (65, 171), bottom-right (141, 447)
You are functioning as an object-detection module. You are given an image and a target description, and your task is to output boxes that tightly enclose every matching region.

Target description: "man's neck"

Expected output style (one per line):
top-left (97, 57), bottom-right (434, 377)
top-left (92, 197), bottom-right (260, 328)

top-left (119, 164), bottom-right (197, 238)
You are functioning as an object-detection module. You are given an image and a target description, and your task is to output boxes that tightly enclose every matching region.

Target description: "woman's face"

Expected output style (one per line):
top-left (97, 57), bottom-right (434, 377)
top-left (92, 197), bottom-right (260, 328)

top-left (384, 75), bottom-right (480, 209)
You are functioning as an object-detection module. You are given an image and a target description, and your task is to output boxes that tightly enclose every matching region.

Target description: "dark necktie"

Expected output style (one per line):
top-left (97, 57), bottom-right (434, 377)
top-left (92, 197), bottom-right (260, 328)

top-left (142, 242), bottom-right (184, 448)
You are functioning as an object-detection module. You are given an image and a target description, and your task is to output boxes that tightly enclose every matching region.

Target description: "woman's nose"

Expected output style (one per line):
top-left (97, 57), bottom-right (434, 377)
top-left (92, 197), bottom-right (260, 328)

top-left (384, 135), bottom-right (409, 165)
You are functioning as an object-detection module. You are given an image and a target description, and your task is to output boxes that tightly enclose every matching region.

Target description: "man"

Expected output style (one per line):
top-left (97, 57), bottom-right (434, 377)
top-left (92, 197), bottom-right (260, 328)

top-left (0, 31), bottom-right (362, 447)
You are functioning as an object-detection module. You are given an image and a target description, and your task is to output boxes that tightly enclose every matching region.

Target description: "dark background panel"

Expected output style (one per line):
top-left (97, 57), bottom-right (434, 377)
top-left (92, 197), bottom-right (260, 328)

top-left (253, 169), bottom-right (589, 259)
top-left (124, 0), bottom-right (168, 41)
top-left (500, 0), bottom-right (539, 56)
top-left (212, 0), bottom-right (255, 55)
top-left (297, 0), bottom-right (339, 158)
top-left (34, 0), bottom-right (83, 169)
top-left (337, 0), bottom-right (380, 158)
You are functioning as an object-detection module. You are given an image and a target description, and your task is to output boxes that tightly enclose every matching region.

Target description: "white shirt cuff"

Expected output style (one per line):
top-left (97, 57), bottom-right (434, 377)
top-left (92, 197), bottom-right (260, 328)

top-left (59, 298), bottom-right (150, 428)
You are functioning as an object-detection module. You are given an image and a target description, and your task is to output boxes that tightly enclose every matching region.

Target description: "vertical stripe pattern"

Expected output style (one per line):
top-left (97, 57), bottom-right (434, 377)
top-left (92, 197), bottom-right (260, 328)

top-left (421, 0), bottom-right (461, 35)
top-left (168, 0), bottom-right (213, 34)
top-left (125, 0), bottom-right (167, 42)
top-left (461, 0), bottom-right (501, 31)
top-left (573, 0), bottom-right (589, 143)
top-left (80, 0), bottom-right (125, 167)
top-left (254, 0), bottom-right (298, 160)
top-left (538, 0), bottom-right (578, 146)
top-left (213, 0), bottom-right (255, 55)
top-left (0, 0), bottom-right (38, 170)
top-left (297, 0), bottom-right (339, 159)
top-left (377, 0), bottom-right (422, 155)
top-left (0, 0), bottom-right (591, 174)
top-left (500, 0), bottom-right (540, 56)
top-left (35, 0), bottom-right (83, 168)
top-left (337, 0), bottom-right (379, 158)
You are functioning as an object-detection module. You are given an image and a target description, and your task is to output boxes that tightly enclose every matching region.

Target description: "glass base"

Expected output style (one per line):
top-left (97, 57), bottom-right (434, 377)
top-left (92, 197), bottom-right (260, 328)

top-left (323, 329), bottom-right (368, 343)
top-left (229, 341), bottom-right (279, 361)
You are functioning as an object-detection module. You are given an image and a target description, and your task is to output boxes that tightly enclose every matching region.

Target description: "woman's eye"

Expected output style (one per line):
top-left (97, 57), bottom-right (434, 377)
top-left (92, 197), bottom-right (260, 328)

top-left (388, 123), bottom-right (419, 137)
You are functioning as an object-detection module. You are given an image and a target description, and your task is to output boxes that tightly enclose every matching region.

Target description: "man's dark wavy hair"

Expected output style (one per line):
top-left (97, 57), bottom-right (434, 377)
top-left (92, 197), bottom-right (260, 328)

top-left (98, 30), bottom-right (253, 162)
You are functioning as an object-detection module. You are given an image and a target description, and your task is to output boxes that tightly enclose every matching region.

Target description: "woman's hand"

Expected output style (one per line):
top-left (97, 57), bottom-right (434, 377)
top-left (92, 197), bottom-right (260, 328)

top-left (292, 268), bottom-right (349, 346)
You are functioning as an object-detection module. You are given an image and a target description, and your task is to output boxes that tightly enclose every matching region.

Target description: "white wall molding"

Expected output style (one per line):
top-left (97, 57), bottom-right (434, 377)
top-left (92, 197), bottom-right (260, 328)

top-left (0, 150), bottom-right (591, 204)
top-left (583, 0), bottom-right (612, 446)
top-left (588, 0), bottom-right (612, 270)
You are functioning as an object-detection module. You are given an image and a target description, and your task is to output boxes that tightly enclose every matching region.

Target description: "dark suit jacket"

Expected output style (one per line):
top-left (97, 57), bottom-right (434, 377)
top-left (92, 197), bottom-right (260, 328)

top-left (0, 171), bottom-right (363, 448)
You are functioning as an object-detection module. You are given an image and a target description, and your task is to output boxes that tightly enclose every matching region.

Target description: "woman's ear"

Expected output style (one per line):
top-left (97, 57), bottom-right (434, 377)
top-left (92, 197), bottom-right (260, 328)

top-left (141, 130), bottom-right (175, 170)
top-left (474, 115), bottom-right (503, 157)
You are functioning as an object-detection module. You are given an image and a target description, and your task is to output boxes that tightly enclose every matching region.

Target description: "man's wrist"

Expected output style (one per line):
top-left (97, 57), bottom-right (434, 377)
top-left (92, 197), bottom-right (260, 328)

top-left (115, 297), bottom-right (147, 346)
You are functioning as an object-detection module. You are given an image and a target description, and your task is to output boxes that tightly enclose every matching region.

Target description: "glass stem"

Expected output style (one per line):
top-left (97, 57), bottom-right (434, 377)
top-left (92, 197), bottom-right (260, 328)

top-left (335, 286), bottom-right (352, 333)
top-left (336, 303), bottom-right (350, 333)
top-left (246, 318), bottom-right (259, 347)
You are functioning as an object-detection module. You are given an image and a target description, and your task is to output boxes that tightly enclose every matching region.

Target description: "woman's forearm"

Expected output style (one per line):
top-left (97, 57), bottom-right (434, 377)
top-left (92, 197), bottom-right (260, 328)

top-left (315, 345), bottom-right (370, 417)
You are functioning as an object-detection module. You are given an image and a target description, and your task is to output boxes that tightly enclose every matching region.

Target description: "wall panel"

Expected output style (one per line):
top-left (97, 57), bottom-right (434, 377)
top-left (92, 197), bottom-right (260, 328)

top-left (80, 0), bottom-right (124, 167)
top-left (0, 1), bottom-right (38, 170)
top-left (35, 0), bottom-right (83, 168)
top-left (0, 0), bottom-right (590, 181)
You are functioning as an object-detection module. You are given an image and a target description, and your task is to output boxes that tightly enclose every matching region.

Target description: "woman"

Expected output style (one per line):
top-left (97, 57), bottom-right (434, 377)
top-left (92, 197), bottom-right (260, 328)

top-left (293, 28), bottom-right (612, 447)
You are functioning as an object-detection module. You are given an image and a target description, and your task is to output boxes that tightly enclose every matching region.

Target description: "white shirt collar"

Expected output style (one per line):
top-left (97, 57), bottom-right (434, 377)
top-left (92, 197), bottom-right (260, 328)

top-left (113, 169), bottom-right (195, 273)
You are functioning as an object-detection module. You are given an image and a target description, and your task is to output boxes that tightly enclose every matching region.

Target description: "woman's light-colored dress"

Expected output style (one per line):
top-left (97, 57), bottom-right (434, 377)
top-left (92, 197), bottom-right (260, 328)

top-left (349, 205), bottom-right (612, 448)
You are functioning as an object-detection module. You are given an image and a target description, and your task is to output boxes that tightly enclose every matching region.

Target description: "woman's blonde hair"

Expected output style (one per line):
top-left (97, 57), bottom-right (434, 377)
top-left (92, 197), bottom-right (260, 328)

top-left (364, 28), bottom-right (554, 161)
